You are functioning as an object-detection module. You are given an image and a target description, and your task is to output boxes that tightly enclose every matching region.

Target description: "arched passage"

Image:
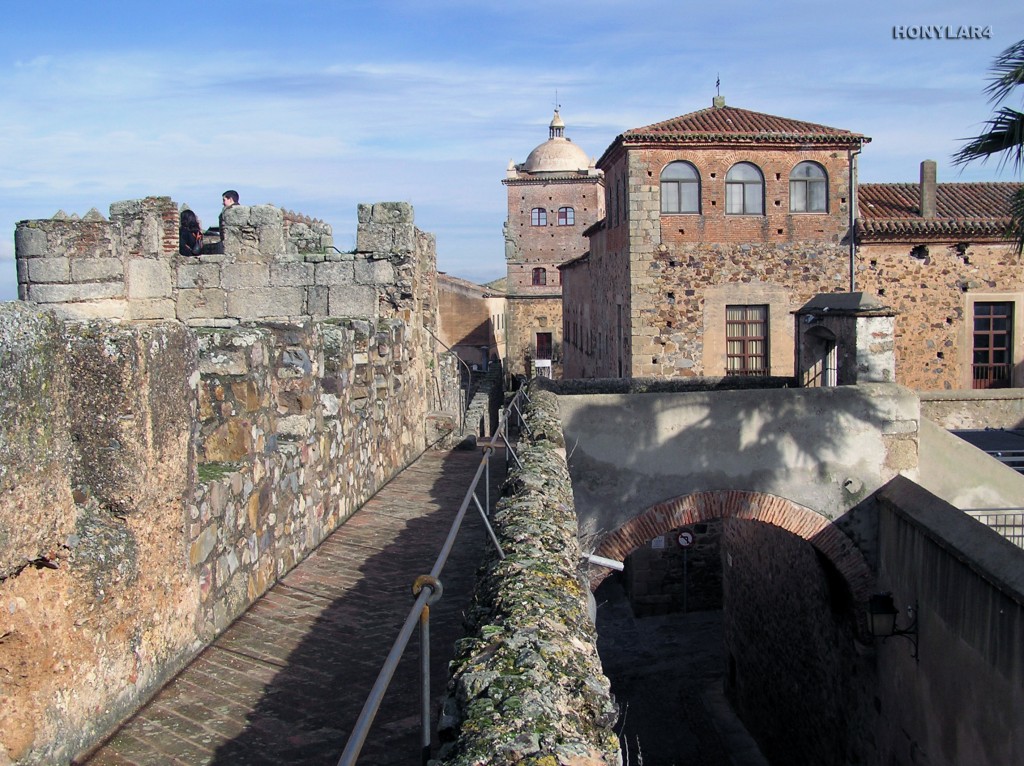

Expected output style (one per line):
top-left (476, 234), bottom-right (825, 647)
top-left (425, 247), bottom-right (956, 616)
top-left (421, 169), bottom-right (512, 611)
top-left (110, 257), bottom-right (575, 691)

top-left (589, 489), bottom-right (873, 606)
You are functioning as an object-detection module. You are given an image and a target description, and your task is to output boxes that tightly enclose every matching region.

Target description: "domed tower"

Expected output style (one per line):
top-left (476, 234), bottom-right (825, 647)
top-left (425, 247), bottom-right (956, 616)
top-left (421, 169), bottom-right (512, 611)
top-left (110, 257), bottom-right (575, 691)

top-left (503, 110), bottom-right (604, 378)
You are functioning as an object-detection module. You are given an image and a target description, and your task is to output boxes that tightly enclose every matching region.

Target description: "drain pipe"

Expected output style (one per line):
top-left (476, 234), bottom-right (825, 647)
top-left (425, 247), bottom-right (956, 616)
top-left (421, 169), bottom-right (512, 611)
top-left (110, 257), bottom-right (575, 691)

top-left (586, 553), bottom-right (624, 571)
top-left (848, 148), bottom-right (861, 292)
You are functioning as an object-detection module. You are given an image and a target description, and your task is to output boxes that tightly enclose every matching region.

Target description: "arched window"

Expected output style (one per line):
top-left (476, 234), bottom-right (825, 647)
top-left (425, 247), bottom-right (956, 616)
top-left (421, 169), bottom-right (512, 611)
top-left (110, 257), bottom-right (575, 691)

top-left (532, 267), bottom-right (547, 286)
top-left (660, 161), bottom-right (700, 213)
top-left (531, 208), bottom-right (547, 226)
top-left (557, 206), bottom-right (575, 226)
top-left (725, 162), bottom-right (764, 215)
top-left (790, 162), bottom-right (828, 212)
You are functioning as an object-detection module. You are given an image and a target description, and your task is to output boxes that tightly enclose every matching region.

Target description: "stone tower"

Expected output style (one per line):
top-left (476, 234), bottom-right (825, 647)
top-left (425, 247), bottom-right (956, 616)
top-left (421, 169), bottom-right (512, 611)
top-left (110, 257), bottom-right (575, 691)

top-left (502, 110), bottom-right (604, 378)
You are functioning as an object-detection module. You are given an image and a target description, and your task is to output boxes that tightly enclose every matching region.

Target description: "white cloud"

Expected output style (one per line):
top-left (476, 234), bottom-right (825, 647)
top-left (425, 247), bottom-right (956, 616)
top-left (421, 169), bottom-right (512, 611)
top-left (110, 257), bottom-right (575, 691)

top-left (1, 1), bottom-right (1020, 304)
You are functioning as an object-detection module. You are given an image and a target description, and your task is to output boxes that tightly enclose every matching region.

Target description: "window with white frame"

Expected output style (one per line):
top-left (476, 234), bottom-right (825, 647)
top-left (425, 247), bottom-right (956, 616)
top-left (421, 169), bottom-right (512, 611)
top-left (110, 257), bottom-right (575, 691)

top-left (660, 161), bottom-right (700, 213)
top-left (725, 162), bottom-right (764, 215)
top-left (790, 162), bottom-right (828, 212)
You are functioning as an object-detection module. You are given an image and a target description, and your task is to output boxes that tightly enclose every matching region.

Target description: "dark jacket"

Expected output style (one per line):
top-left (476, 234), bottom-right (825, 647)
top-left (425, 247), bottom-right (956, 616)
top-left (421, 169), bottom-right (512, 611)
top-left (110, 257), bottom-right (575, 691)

top-left (179, 226), bottom-right (203, 256)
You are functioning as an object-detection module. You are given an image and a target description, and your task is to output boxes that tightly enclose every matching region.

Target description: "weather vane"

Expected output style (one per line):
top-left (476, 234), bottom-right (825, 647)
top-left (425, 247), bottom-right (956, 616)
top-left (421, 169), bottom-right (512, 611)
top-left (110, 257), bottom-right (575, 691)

top-left (716, 74), bottom-right (721, 97)
top-left (555, 90), bottom-right (561, 112)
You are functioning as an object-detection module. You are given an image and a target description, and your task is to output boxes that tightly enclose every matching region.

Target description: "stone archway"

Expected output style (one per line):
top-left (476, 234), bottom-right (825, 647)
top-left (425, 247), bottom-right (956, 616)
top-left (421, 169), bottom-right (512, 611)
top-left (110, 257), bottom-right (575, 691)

top-left (588, 489), bottom-right (873, 606)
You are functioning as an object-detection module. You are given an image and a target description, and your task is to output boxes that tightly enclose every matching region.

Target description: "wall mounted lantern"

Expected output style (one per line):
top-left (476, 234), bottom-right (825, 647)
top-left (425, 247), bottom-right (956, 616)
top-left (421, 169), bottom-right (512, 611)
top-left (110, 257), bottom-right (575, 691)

top-left (868, 592), bottom-right (918, 660)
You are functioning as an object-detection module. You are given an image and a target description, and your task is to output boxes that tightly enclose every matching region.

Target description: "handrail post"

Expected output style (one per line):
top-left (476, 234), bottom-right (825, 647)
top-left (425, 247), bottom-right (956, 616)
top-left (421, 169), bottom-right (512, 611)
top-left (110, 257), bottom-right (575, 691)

top-left (337, 587), bottom-right (433, 766)
top-left (419, 603), bottom-right (431, 766)
top-left (485, 450), bottom-right (491, 514)
top-left (412, 575), bottom-right (442, 766)
top-left (472, 492), bottom-right (505, 560)
top-left (503, 433), bottom-right (522, 470)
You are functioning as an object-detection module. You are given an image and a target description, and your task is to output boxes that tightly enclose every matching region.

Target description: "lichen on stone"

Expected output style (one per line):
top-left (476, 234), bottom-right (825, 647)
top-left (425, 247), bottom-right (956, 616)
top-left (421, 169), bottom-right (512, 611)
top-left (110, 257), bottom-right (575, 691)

top-left (436, 387), bottom-right (621, 766)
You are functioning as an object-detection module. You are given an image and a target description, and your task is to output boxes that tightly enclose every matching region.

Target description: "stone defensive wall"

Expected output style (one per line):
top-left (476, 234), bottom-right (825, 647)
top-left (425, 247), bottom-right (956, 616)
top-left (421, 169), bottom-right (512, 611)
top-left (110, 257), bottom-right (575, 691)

top-left (1, 201), bottom-right (463, 764)
top-left (15, 197), bottom-right (428, 325)
top-left (438, 387), bottom-right (620, 765)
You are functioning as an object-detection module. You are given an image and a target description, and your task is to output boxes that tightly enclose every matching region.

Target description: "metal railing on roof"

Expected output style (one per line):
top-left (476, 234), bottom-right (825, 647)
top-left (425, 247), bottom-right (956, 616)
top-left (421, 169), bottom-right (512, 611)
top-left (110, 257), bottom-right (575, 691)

top-left (965, 509), bottom-right (1024, 549)
top-left (336, 384), bottom-right (530, 766)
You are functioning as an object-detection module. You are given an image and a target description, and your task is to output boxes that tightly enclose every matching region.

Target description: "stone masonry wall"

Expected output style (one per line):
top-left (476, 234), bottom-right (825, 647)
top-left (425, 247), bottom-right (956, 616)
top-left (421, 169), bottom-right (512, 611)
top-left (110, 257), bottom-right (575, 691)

top-left (560, 245), bottom-right (631, 380)
top-left (507, 297), bottom-right (563, 379)
top-left (438, 387), bottom-right (621, 765)
top-left (189, 317), bottom-right (437, 635)
top-left (919, 388), bottom-right (1024, 429)
top-left (721, 517), bottom-right (877, 766)
top-left (857, 241), bottom-right (1022, 390)
top-left (622, 519), bottom-right (723, 615)
top-left (635, 241), bottom-right (849, 378)
top-left (15, 198), bottom-right (426, 327)
top-left (0, 313), bottom-right (200, 765)
top-left (1, 201), bottom-right (462, 764)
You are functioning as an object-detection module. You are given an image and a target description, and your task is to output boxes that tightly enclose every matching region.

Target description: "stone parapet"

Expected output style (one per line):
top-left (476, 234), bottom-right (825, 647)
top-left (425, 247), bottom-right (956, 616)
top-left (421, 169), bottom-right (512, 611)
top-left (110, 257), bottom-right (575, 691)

top-left (438, 387), bottom-right (621, 765)
top-left (919, 388), bottom-right (1024, 430)
top-left (15, 197), bottom-right (425, 326)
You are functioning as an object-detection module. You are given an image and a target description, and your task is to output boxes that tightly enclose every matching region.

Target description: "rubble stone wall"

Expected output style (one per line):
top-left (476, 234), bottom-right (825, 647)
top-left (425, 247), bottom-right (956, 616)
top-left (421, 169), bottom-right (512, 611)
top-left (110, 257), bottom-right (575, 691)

top-left (622, 518), bottom-right (724, 615)
top-left (507, 297), bottom-right (563, 379)
top-left (1, 201), bottom-right (462, 765)
top-left (857, 241), bottom-right (1023, 391)
top-left (439, 387), bottom-right (621, 765)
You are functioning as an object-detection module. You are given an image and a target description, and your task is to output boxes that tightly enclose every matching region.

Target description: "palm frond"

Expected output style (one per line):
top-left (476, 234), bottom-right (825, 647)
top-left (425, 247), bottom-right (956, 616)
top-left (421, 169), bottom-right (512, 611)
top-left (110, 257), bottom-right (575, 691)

top-left (953, 107), bottom-right (1024, 172)
top-left (985, 40), bottom-right (1024, 105)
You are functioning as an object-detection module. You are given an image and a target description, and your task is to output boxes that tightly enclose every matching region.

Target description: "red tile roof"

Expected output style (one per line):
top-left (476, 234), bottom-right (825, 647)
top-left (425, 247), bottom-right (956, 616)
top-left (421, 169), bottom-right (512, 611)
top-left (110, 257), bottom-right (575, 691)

top-left (858, 182), bottom-right (1022, 241)
top-left (620, 105), bottom-right (869, 147)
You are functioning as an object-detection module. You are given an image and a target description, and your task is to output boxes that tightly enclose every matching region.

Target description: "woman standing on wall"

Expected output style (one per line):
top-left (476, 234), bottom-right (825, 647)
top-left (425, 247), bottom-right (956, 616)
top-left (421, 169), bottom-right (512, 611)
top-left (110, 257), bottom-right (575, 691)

top-left (178, 209), bottom-right (204, 256)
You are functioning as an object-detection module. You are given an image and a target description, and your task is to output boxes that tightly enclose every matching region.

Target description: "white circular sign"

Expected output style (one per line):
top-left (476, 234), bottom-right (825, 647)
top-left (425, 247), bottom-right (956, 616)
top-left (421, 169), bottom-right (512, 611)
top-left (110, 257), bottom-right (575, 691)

top-left (677, 531), bottom-right (694, 548)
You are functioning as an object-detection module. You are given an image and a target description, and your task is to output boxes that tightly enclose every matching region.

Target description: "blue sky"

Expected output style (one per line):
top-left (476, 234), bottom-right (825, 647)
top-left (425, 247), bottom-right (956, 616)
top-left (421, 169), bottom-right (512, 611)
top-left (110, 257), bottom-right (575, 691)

top-left (1, 0), bottom-right (1020, 302)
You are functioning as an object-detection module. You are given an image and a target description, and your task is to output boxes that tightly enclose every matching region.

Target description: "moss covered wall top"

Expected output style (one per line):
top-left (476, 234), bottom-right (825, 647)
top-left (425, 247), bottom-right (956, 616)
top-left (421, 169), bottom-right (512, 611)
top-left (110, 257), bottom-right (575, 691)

top-left (439, 387), bottom-right (621, 766)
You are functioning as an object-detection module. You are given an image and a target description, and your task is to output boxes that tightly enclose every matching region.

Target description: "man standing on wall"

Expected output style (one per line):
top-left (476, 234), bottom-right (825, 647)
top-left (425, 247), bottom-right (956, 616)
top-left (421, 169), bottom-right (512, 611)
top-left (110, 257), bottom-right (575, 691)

top-left (217, 190), bottom-right (240, 253)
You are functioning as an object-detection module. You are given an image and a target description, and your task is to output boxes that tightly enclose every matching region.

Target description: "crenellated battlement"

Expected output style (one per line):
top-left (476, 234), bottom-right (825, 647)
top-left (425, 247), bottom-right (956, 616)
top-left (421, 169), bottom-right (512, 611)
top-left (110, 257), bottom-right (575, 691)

top-left (15, 197), bottom-right (429, 326)
top-left (2, 197), bottom-right (460, 764)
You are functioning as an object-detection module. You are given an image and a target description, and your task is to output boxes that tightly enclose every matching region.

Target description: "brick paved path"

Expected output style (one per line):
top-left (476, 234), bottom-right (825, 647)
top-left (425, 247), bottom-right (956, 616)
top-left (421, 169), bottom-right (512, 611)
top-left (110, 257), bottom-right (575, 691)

top-left (79, 449), bottom-right (498, 766)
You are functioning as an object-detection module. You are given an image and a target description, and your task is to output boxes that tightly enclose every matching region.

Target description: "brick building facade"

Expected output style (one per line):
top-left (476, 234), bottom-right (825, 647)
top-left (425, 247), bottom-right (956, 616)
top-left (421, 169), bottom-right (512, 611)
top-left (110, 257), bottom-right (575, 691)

top-left (503, 111), bottom-right (604, 378)
top-left (560, 97), bottom-right (1024, 391)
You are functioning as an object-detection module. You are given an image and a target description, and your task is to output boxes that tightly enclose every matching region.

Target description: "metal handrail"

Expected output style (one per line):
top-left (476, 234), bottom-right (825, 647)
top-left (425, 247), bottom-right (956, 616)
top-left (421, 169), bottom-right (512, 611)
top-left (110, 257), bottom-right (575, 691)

top-left (336, 385), bottom-right (530, 766)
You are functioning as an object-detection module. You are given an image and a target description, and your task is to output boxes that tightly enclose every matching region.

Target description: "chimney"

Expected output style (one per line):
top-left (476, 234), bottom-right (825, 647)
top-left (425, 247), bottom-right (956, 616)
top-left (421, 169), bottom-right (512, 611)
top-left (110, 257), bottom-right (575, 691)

top-left (712, 95), bottom-right (725, 108)
top-left (919, 160), bottom-right (937, 218)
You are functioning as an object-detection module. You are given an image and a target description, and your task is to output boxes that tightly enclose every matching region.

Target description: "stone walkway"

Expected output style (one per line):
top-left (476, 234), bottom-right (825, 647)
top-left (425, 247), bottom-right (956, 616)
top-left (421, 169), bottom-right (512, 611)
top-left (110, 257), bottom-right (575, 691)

top-left (78, 449), bottom-right (496, 766)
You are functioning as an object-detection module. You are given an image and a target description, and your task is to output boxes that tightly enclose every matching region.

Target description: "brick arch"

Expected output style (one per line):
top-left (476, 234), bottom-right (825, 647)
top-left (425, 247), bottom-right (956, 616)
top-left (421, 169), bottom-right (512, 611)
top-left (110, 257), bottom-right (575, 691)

top-left (589, 490), bottom-right (873, 604)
